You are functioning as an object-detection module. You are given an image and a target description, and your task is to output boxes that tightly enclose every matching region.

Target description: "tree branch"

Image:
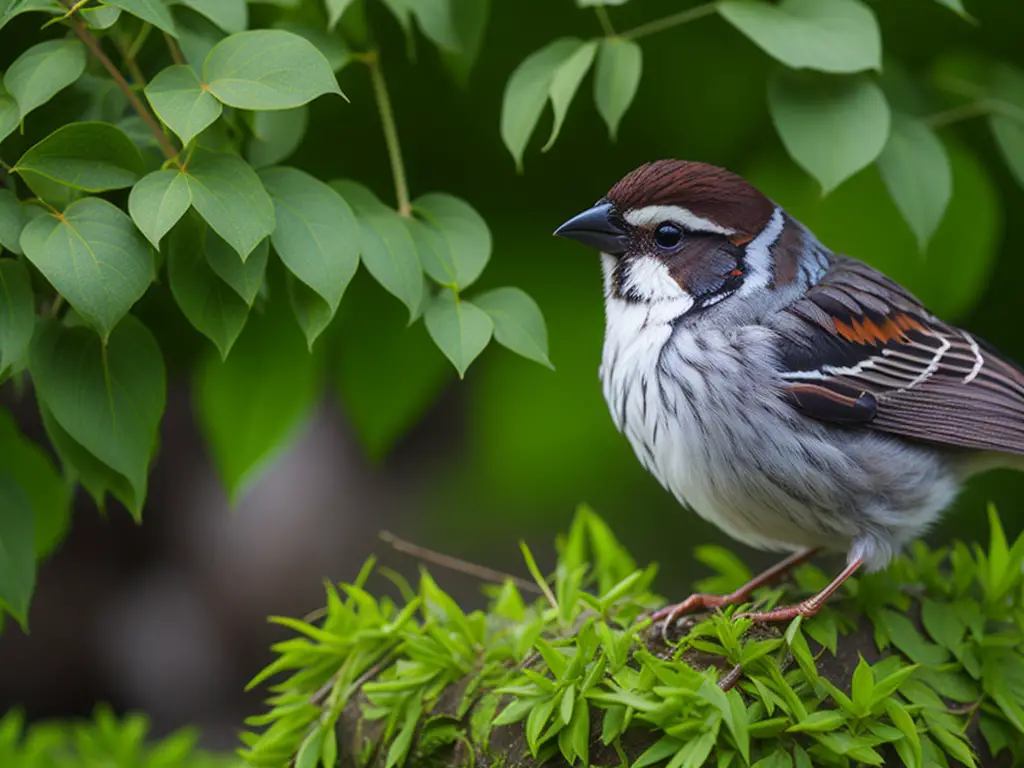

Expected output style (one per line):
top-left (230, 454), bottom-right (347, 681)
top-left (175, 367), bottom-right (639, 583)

top-left (66, 12), bottom-right (178, 162)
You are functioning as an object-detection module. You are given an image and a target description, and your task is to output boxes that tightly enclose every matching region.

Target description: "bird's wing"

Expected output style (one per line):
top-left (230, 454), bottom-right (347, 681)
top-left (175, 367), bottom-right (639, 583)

top-left (773, 256), bottom-right (1024, 455)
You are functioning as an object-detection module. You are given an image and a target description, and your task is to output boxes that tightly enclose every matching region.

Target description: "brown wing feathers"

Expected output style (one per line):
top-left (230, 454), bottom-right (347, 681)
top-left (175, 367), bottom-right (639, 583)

top-left (777, 257), bottom-right (1024, 456)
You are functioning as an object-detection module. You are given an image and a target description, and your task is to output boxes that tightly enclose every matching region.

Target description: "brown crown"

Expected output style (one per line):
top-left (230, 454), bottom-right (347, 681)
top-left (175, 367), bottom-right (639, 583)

top-left (606, 160), bottom-right (775, 241)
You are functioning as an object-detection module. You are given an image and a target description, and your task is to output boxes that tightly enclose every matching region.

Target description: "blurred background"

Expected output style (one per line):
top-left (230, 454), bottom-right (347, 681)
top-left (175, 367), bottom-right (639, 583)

top-left (1, 0), bottom-right (1023, 752)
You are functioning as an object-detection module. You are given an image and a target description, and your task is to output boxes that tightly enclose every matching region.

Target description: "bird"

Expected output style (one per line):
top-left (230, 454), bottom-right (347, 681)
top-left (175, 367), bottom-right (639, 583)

top-left (553, 159), bottom-right (1024, 626)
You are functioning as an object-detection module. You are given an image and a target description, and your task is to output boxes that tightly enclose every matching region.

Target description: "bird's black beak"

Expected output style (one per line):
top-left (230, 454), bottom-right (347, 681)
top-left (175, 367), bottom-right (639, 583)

top-left (553, 201), bottom-right (628, 255)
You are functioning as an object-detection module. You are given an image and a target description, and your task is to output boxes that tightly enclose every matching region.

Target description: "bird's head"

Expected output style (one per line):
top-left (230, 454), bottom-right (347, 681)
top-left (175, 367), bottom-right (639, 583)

top-left (555, 160), bottom-right (804, 320)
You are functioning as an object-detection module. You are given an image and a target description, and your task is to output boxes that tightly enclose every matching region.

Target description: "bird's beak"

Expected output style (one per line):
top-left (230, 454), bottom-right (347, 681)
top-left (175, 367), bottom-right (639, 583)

top-left (553, 201), bottom-right (628, 255)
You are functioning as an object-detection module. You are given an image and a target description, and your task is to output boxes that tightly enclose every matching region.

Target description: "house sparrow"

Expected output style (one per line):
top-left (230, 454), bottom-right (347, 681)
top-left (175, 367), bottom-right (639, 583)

top-left (554, 159), bottom-right (1024, 625)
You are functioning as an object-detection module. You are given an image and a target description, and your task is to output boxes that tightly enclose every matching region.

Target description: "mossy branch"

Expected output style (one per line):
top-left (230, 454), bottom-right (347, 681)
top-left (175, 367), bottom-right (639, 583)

top-left (242, 506), bottom-right (1024, 768)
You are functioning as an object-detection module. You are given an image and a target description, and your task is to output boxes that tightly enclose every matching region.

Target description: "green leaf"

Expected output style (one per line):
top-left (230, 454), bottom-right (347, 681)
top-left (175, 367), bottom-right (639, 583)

top-left (331, 274), bottom-right (451, 460)
top-left (0, 471), bottom-right (34, 628)
top-left (144, 64), bottom-right (223, 146)
top-left (412, 192), bottom-right (490, 290)
top-left (177, 0), bottom-right (246, 33)
top-left (438, 0), bottom-right (489, 83)
top-left (260, 167), bottom-right (359, 343)
top-left (934, 0), bottom-right (974, 21)
top-left (195, 294), bottom-right (319, 501)
top-left (325, 0), bottom-right (355, 30)
top-left (877, 609), bottom-right (950, 667)
top-left (128, 169), bottom-right (192, 248)
top-left (718, 0), bottom-right (881, 74)
top-left (203, 30), bottom-right (342, 110)
top-left (473, 287), bottom-right (551, 368)
top-left (501, 38), bottom-right (583, 171)
top-left (12, 122), bottom-right (145, 193)
top-left (167, 213), bottom-right (249, 358)
top-left (30, 315), bottom-right (166, 519)
top-left (174, 4), bottom-right (225, 71)
top-left (184, 148), bottom-right (276, 260)
top-left (0, 191), bottom-right (23, 255)
top-left (593, 38), bottom-right (642, 142)
top-left (569, 695), bottom-right (588, 766)
top-left (287, 275), bottom-right (331, 350)
top-left (103, 0), bottom-right (177, 36)
top-left (0, 81), bottom-right (20, 144)
top-left (877, 113), bottom-right (951, 251)
top-left (331, 180), bottom-right (423, 320)
top-left (0, 0), bottom-right (61, 30)
top-left (544, 40), bottom-right (597, 152)
top-left (989, 65), bottom-right (1024, 191)
top-left (272, 21), bottom-right (351, 72)
top-left (768, 70), bottom-right (890, 194)
top-left (424, 293), bottom-right (493, 378)
top-left (205, 229), bottom-right (268, 305)
top-left (920, 598), bottom-right (965, 651)
top-left (851, 657), bottom-right (874, 711)
top-left (0, 409), bottom-right (70, 559)
top-left (0, 259), bottom-right (33, 374)
top-left (246, 106), bottom-right (308, 168)
top-left (2, 39), bottom-right (86, 119)
top-left (81, 5), bottom-right (121, 29)
top-left (20, 197), bottom-right (154, 340)
top-left (886, 700), bottom-right (922, 768)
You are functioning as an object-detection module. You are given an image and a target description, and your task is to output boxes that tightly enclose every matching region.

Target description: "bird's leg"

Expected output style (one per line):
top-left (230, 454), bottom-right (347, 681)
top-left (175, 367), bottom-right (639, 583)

top-left (651, 547), bottom-right (819, 636)
top-left (740, 558), bottom-right (863, 623)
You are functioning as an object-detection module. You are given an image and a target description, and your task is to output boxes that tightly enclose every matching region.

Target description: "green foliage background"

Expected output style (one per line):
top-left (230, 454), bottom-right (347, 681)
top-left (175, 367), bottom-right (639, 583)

top-left (1, 0), bottom-right (1024, 762)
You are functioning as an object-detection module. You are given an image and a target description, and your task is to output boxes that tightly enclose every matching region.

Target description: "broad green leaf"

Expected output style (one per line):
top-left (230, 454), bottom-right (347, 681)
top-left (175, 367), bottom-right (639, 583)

top-left (424, 293), bottom-right (492, 378)
top-left (718, 0), bottom-right (881, 74)
top-left (877, 609), bottom-right (950, 667)
top-left (544, 41), bottom-right (597, 152)
top-left (287, 275), bottom-right (332, 350)
top-left (380, 0), bottom-right (412, 36)
top-left (144, 64), bottom-right (223, 146)
top-left (30, 315), bottom-right (166, 520)
top-left (877, 113), bottom-right (951, 250)
top-left (412, 192), bottom-right (490, 289)
top-left (0, 259), bottom-right (33, 373)
top-left (0, 189), bottom-right (24, 254)
top-left (174, 5), bottom-right (225, 71)
top-left (934, 0), bottom-right (973, 21)
top-left (474, 287), bottom-right (552, 368)
top-left (439, 0), bottom-right (489, 84)
top-left (594, 38), bottom-right (642, 141)
top-left (176, 0), bottom-right (246, 33)
top-left (167, 213), bottom-right (249, 358)
top-left (128, 169), bottom-right (192, 248)
top-left (195, 295), bottom-right (319, 502)
top-left (0, 471), bottom-right (34, 629)
top-left (260, 167), bottom-right (359, 344)
top-left (247, 106), bottom-right (308, 168)
top-left (0, 409), bottom-right (70, 559)
top-left (500, 38), bottom-right (583, 171)
top-left (184, 147), bottom-right (276, 259)
top-left (331, 180), bottom-right (423, 320)
top-left (989, 66), bottom-right (1024, 191)
top-left (768, 70), bottom-right (890, 194)
top-left (2, 39), bottom-right (86, 119)
top-left (102, 0), bottom-right (177, 36)
top-left (326, 0), bottom-right (355, 30)
top-left (0, 81), bottom-right (18, 144)
top-left (204, 30), bottom-right (342, 110)
top-left (81, 5), bottom-right (121, 28)
top-left (332, 273), bottom-right (452, 460)
top-left (0, 0), bottom-right (60, 30)
top-left (39, 401), bottom-right (135, 514)
top-left (205, 229), bottom-right (268, 305)
top-left (12, 122), bottom-right (145, 192)
top-left (272, 21), bottom-right (351, 72)
top-left (20, 197), bottom-right (154, 339)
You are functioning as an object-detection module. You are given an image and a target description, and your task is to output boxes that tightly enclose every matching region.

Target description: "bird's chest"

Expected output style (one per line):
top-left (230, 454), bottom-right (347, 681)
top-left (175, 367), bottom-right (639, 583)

top-left (599, 302), bottom-right (723, 509)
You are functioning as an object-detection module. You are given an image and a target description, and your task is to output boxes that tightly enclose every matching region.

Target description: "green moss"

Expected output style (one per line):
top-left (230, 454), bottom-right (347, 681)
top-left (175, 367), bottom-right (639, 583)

top-left (243, 504), bottom-right (1024, 767)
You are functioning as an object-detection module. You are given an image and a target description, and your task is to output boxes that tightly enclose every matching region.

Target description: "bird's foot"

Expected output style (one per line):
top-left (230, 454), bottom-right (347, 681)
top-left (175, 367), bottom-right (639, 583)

top-left (735, 597), bottom-right (822, 623)
top-left (651, 592), bottom-right (745, 643)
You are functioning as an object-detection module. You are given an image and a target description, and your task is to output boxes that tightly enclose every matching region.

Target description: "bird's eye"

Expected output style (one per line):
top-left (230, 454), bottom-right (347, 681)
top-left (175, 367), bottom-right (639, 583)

top-left (654, 223), bottom-right (682, 249)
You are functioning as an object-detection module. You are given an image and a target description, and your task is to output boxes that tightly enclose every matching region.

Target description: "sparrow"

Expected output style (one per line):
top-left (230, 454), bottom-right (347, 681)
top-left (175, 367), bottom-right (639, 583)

top-left (554, 159), bottom-right (1024, 625)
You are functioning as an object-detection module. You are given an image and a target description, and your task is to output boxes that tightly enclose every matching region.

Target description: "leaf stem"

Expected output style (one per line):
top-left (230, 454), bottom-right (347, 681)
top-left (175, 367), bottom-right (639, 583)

top-left (594, 5), bottom-right (616, 36)
top-left (364, 50), bottom-right (411, 217)
top-left (113, 34), bottom-right (147, 85)
top-left (924, 100), bottom-right (993, 128)
top-left (163, 31), bottom-right (184, 66)
top-left (67, 11), bottom-right (179, 162)
top-left (619, 2), bottom-right (717, 40)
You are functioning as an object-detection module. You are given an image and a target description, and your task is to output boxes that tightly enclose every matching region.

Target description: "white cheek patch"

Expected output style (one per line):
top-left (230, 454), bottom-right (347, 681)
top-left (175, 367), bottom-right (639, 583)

top-left (624, 256), bottom-right (688, 302)
top-left (736, 207), bottom-right (783, 297)
top-left (623, 204), bottom-right (735, 236)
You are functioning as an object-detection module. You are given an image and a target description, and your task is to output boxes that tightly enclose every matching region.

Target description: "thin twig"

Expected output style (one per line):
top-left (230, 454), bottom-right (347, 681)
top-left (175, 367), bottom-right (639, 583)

top-left (113, 34), bottom-right (146, 85)
top-left (620, 2), bottom-right (717, 40)
top-left (67, 13), bottom-right (178, 162)
top-left (364, 51), bottom-right (412, 217)
top-left (594, 5), bottom-right (616, 36)
top-left (163, 31), bottom-right (184, 65)
top-left (379, 530), bottom-right (542, 595)
top-left (924, 101), bottom-right (992, 128)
